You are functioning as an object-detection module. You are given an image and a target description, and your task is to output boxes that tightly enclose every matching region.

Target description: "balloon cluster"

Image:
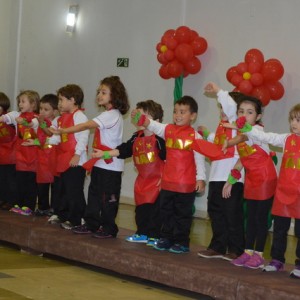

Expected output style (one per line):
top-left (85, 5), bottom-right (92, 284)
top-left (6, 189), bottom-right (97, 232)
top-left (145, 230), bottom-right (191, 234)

top-left (156, 26), bottom-right (208, 79)
top-left (226, 49), bottom-right (284, 106)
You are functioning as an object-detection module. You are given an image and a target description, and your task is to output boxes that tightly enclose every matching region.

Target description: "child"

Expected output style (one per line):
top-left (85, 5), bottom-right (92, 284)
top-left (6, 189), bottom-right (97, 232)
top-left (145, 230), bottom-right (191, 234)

top-left (131, 96), bottom-right (206, 254)
top-left (197, 85), bottom-right (245, 261)
top-left (0, 92), bottom-right (17, 210)
top-left (92, 100), bottom-right (165, 246)
top-left (222, 93), bottom-right (277, 269)
top-left (22, 94), bottom-right (59, 216)
top-left (0, 90), bottom-right (40, 215)
top-left (235, 103), bottom-right (300, 278)
top-left (48, 84), bottom-right (89, 230)
top-left (54, 76), bottom-right (130, 238)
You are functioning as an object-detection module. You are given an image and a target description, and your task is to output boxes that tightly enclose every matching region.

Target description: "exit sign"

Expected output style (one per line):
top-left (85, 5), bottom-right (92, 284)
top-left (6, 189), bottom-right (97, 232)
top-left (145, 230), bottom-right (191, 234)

top-left (117, 58), bottom-right (129, 67)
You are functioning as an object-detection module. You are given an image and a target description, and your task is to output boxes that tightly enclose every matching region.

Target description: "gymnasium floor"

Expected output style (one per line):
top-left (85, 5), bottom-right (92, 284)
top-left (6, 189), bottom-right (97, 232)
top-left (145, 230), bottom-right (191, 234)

top-left (0, 203), bottom-right (297, 300)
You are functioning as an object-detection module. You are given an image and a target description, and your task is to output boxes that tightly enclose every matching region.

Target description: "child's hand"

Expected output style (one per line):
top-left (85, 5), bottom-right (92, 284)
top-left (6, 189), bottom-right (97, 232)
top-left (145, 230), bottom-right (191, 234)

top-left (222, 182), bottom-right (232, 198)
top-left (69, 154), bottom-right (80, 167)
top-left (21, 139), bottom-right (35, 146)
top-left (196, 180), bottom-right (205, 194)
top-left (49, 127), bottom-right (63, 135)
top-left (222, 138), bottom-right (229, 154)
top-left (15, 117), bottom-right (25, 125)
top-left (222, 122), bottom-right (237, 129)
top-left (204, 82), bottom-right (220, 94)
top-left (91, 149), bottom-right (104, 158)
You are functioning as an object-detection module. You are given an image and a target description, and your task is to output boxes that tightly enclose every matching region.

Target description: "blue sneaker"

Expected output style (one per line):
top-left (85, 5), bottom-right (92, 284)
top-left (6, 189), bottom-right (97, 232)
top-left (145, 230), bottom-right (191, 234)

top-left (126, 234), bottom-right (148, 243)
top-left (146, 238), bottom-right (158, 247)
top-left (153, 238), bottom-right (173, 251)
top-left (169, 244), bottom-right (190, 254)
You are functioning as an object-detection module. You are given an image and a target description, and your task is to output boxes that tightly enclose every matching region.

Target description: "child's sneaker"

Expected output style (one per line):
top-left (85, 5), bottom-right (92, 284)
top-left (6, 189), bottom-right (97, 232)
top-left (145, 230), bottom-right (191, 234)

top-left (146, 238), bottom-right (158, 247)
top-left (10, 205), bottom-right (22, 214)
top-left (263, 259), bottom-right (284, 272)
top-left (72, 224), bottom-right (92, 234)
top-left (20, 207), bottom-right (32, 216)
top-left (244, 252), bottom-right (264, 269)
top-left (92, 229), bottom-right (115, 239)
top-left (290, 265), bottom-right (300, 279)
top-left (198, 248), bottom-right (224, 259)
top-left (48, 214), bottom-right (61, 224)
top-left (153, 238), bottom-right (173, 251)
top-left (60, 221), bottom-right (73, 230)
top-left (125, 234), bottom-right (148, 243)
top-left (169, 244), bottom-right (189, 254)
top-left (231, 252), bottom-right (252, 267)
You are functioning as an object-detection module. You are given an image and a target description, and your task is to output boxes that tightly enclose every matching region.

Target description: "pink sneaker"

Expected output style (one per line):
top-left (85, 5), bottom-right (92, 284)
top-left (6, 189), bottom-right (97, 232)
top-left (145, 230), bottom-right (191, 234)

top-left (244, 252), bottom-right (264, 269)
top-left (9, 205), bottom-right (22, 214)
top-left (231, 252), bottom-right (251, 267)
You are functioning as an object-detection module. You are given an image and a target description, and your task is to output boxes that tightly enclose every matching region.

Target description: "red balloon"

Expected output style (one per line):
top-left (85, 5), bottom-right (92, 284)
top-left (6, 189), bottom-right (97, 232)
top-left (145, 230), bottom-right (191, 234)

top-left (262, 59), bottom-right (284, 82)
top-left (236, 62), bottom-right (248, 75)
top-left (159, 65), bottom-right (171, 79)
top-left (248, 62), bottom-right (262, 74)
top-left (250, 73), bottom-right (264, 86)
top-left (164, 36), bottom-right (178, 50)
top-left (164, 49), bottom-right (175, 62)
top-left (251, 86), bottom-right (271, 106)
top-left (245, 49), bottom-right (264, 65)
top-left (184, 57), bottom-right (201, 74)
top-left (226, 67), bottom-right (238, 82)
top-left (230, 74), bottom-right (243, 86)
top-left (156, 42), bottom-right (163, 53)
top-left (175, 43), bottom-right (194, 63)
top-left (238, 80), bottom-right (253, 94)
top-left (191, 36), bottom-right (208, 56)
top-left (265, 81), bottom-right (285, 100)
top-left (174, 26), bottom-right (191, 43)
top-left (190, 30), bottom-right (199, 42)
top-left (167, 60), bottom-right (183, 78)
top-left (157, 53), bottom-right (168, 65)
top-left (162, 29), bottom-right (175, 40)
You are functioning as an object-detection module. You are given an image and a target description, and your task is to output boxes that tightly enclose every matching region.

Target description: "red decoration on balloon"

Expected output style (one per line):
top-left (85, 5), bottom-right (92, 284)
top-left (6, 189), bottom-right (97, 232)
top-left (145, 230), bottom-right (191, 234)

top-left (226, 48), bottom-right (285, 106)
top-left (156, 26), bottom-right (207, 79)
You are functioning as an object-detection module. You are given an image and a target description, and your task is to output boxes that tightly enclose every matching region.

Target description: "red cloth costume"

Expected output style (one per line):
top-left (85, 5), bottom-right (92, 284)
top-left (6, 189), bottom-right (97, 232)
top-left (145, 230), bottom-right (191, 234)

top-left (16, 112), bottom-right (37, 171)
top-left (0, 120), bottom-right (16, 165)
top-left (56, 112), bottom-right (77, 173)
top-left (237, 142), bottom-right (277, 200)
top-left (272, 134), bottom-right (300, 218)
top-left (133, 131), bottom-right (164, 206)
top-left (162, 124), bottom-right (197, 193)
top-left (36, 126), bottom-right (56, 183)
top-left (82, 128), bottom-right (112, 172)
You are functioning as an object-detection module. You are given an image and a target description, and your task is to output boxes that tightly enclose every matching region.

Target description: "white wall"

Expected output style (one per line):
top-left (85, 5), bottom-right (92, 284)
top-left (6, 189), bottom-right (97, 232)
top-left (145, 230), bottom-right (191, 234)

top-left (1, 0), bottom-right (299, 215)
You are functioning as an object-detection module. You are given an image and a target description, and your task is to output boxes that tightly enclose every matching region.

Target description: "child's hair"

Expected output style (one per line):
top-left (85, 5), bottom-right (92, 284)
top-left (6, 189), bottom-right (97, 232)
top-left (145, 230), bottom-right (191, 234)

top-left (289, 104), bottom-right (300, 122)
top-left (0, 92), bottom-right (11, 112)
top-left (57, 84), bottom-right (84, 108)
top-left (40, 94), bottom-right (59, 110)
top-left (175, 95), bottom-right (198, 114)
top-left (100, 76), bottom-right (130, 115)
top-left (136, 100), bottom-right (164, 122)
top-left (17, 90), bottom-right (40, 113)
top-left (237, 95), bottom-right (263, 118)
top-left (229, 91), bottom-right (244, 104)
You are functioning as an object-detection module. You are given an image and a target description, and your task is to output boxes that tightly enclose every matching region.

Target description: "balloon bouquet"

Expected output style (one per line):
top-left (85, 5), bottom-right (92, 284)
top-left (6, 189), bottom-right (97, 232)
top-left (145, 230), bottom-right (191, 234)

top-left (156, 26), bottom-right (208, 102)
top-left (226, 48), bottom-right (285, 106)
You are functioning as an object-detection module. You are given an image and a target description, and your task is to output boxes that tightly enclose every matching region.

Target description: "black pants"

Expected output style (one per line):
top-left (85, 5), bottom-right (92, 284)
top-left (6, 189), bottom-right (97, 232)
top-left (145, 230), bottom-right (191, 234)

top-left (50, 176), bottom-right (62, 214)
top-left (57, 166), bottom-right (86, 226)
top-left (84, 167), bottom-right (122, 236)
top-left (159, 189), bottom-right (195, 247)
top-left (245, 197), bottom-right (273, 252)
top-left (207, 181), bottom-right (244, 255)
top-left (16, 170), bottom-right (37, 211)
top-left (135, 196), bottom-right (161, 238)
top-left (271, 216), bottom-right (300, 265)
top-left (0, 164), bottom-right (17, 205)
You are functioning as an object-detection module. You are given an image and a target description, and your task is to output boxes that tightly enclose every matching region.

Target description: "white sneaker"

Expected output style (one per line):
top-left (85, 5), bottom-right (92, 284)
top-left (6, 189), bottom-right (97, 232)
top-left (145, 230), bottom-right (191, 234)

top-left (48, 214), bottom-right (61, 224)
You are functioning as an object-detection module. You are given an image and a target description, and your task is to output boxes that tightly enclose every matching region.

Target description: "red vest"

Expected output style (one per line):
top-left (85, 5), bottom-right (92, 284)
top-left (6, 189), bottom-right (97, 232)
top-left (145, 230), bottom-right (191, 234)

top-left (133, 132), bottom-right (164, 205)
top-left (0, 121), bottom-right (16, 164)
top-left (35, 126), bottom-right (56, 183)
top-left (237, 142), bottom-right (277, 200)
top-left (272, 134), bottom-right (300, 218)
top-left (56, 112), bottom-right (77, 173)
top-left (16, 112), bottom-right (37, 171)
top-left (162, 124), bottom-right (196, 193)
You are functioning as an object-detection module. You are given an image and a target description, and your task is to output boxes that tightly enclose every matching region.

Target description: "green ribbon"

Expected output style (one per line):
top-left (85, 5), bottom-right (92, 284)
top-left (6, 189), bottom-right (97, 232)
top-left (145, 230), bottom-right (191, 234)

top-left (173, 74), bottom-right (183, 104)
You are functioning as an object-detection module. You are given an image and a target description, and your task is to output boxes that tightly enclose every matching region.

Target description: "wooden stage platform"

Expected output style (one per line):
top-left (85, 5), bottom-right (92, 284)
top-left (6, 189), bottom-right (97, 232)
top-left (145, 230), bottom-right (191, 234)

top-left (0, 210), bottom-right (299, 300)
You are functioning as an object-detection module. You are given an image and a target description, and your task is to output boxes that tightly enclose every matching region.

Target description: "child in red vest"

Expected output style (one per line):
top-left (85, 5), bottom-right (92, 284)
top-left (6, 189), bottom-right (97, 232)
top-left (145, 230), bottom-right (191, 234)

top-left (92, 100), bottom-right (165, 246)
top-left (0, 92), bottom-right (17, 210)
top-left (48, 84), bottom-right (89, 229)
top-left (131, 96), bottom-right (206, 254)
top-left (0, 90), bottom-right (40, 215)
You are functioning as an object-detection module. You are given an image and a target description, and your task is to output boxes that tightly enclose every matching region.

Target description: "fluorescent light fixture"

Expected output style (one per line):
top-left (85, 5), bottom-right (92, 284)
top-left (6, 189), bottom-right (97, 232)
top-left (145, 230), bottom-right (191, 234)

top-left (66, 5), bottom-right (78, 33)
